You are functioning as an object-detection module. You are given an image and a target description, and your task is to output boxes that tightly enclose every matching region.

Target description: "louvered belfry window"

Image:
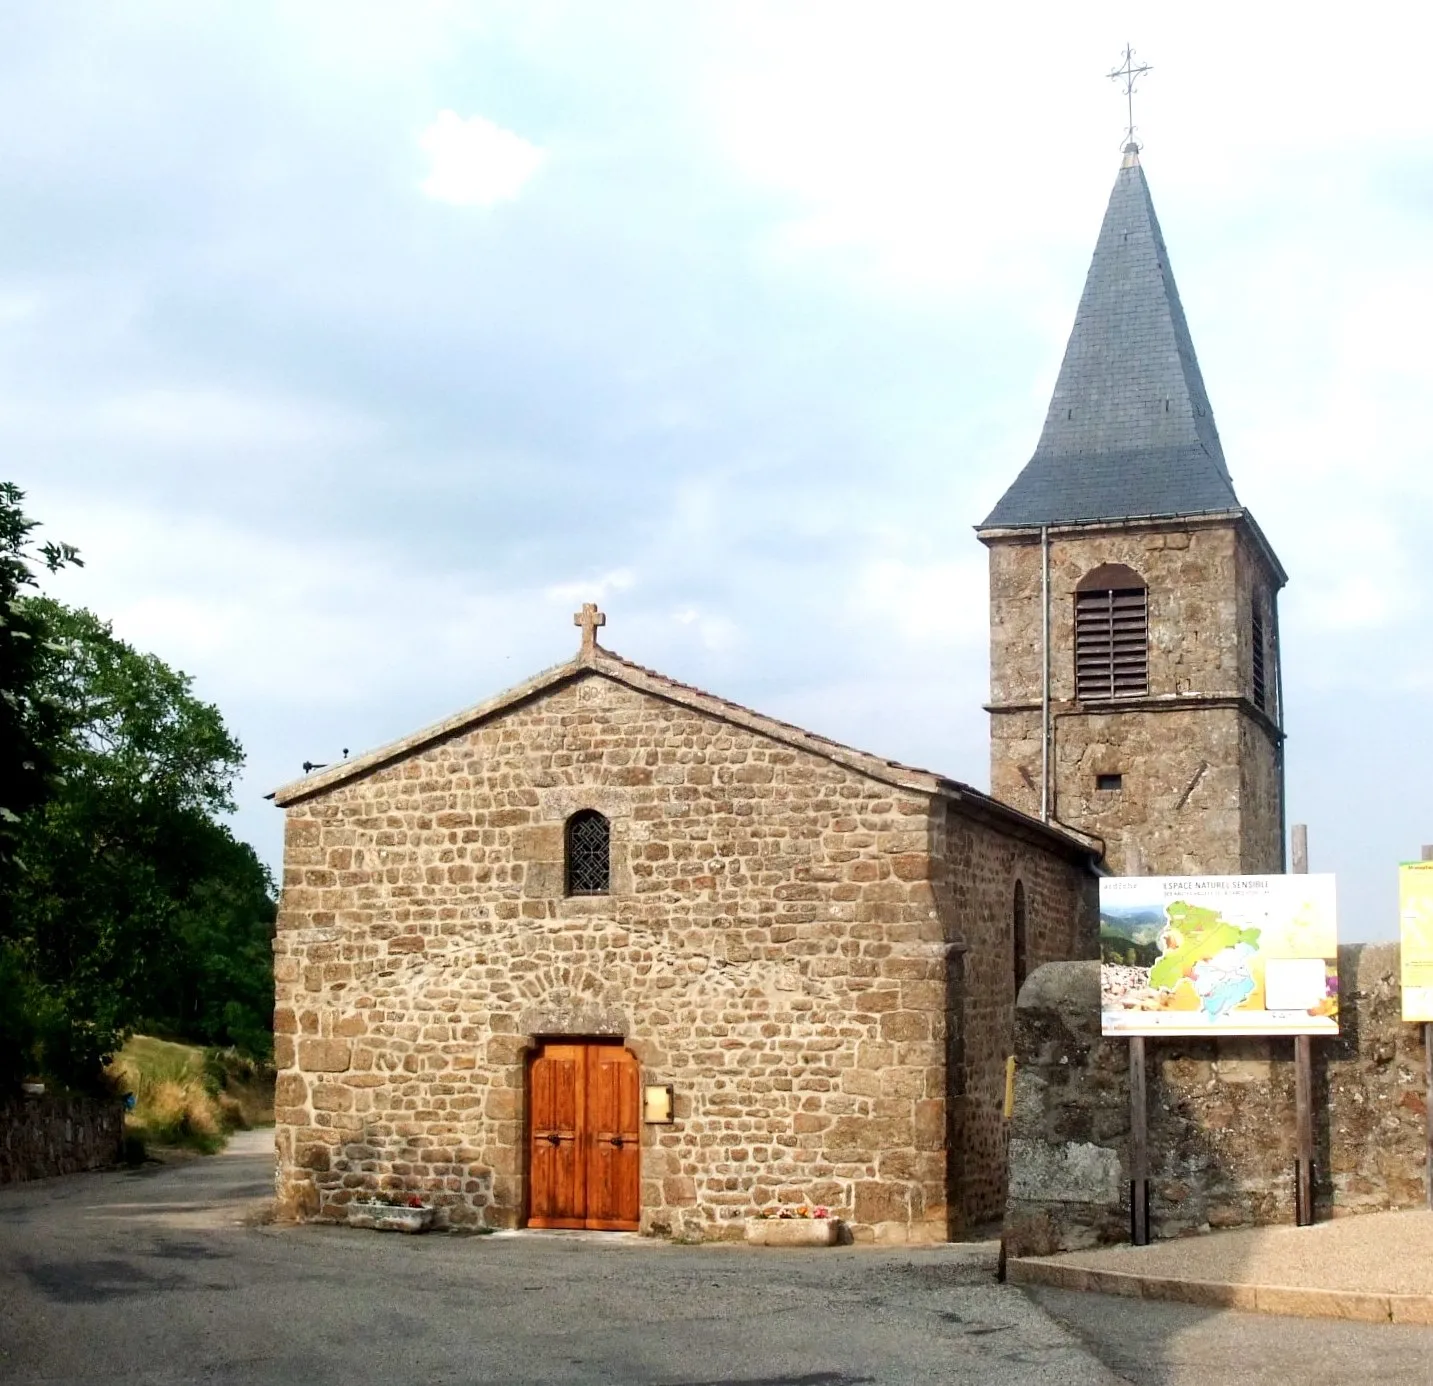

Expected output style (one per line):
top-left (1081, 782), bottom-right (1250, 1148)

top-left (565, 810), bottom-right (611, 895)
top-left (1251, 602), bottom-right (1267, 710)
top-left (1075, 563), bottom-right (1148, 701)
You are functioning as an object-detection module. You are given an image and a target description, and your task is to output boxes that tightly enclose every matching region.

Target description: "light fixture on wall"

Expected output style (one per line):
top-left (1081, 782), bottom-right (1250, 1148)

top-left (643, 1084), bottom-right (675, 1124)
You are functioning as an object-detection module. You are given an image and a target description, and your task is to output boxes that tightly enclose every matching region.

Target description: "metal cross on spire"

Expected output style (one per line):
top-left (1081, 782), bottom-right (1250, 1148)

top-left (1107, 44), bottom-right (1152, 153)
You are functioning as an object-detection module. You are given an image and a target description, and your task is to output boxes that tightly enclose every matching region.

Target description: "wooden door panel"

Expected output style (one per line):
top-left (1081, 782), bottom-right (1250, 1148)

top-left (586, 1045), bottom-right (641, 1230)
top-left (528, 1043), bottom-right (585, 1228)
top-left (527, 1041), bottom-right (641, 1232)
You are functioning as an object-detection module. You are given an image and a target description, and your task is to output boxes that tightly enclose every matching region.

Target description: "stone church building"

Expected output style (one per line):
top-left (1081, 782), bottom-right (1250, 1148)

top-left (270, 145), bottom-right (1284, 1240)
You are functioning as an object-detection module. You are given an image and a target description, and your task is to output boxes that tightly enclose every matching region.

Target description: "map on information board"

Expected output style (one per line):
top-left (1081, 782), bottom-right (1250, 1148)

top-left (1399, 862), bottom-right (1433, 1022)
top-left (1100, 875), bottom-right (1339, 1037)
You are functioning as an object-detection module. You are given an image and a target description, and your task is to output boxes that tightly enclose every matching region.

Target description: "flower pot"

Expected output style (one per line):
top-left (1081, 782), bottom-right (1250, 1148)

top-left (347, 1203), bottom-right (435, 1233)
top-left (744, 1218), bottom-right (840, 1247)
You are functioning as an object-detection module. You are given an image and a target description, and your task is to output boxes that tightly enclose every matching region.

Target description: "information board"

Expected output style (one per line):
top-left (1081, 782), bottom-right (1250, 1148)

top-left (1100, 874), bottom-right (1339, 1037)
top-left (1399, 862), bottom-right (1433, 1022)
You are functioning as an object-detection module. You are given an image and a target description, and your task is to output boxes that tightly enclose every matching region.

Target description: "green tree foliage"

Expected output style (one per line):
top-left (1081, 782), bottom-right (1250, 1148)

top-left (0, 483), bottom-right (80, 898)
top-left (3, 587), bottom-right (275, 1091)
top-left (0, 485), bottom-right (80, 1091)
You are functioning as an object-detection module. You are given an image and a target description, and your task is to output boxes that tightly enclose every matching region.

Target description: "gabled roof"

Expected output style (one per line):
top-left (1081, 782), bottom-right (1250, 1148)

top-left (981, 149), bottom-right (1241, 530)
top-left (270, 644), bottom-right (1097, 863)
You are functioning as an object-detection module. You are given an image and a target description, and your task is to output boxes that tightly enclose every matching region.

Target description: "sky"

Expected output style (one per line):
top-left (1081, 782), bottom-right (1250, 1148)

top-left (6, 1), bottom-right (1432, 943)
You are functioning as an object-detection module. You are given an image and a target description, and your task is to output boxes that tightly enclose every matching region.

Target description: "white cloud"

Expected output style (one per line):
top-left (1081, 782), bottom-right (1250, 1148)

top-left (94, 386), bottom-right (371, 450)
top-left (850, 555), bottom-right (988, 646)
top-left (546, 569), bottom-right (636, 607)
top-left (418, 110), bottom-right (545, 208)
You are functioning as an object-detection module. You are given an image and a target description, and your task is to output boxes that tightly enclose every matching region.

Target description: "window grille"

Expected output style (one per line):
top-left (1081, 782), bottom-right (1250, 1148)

top-left (1251, 603), bottom-right (1267, 710)
top-left (1013, 880), bottom-right (1029, 994)
top-left (1074, 563), bottom-right (1148, 700)
top-left (565, 811), bottom-right (610, 895)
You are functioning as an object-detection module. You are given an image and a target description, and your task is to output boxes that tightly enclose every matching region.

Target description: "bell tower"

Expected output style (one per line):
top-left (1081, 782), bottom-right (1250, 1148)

top-left (978, 146), bottom-right (1286, 876)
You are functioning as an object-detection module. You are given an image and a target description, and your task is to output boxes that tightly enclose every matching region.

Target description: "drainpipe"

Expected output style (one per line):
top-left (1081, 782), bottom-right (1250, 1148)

top-left (1273, 588), bottom-right (1287, 872)
top-left (1040, 525), bottom-right (1051, 823)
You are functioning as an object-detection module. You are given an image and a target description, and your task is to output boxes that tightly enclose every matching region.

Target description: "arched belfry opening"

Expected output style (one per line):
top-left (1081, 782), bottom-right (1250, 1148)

top-left (1075, 563), bottom-right (1148, 701)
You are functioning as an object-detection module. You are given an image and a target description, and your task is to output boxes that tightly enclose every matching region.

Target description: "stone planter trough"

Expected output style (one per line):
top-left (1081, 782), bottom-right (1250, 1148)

top-left (744, 1217), bottom-right (840, 1247)
top-left (347, 1202), bottom-right (435, 1233)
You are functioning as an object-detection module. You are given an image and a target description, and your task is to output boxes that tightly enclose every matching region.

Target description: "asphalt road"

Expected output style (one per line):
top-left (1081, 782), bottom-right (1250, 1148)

top-left (2, 1135), bottom-right (1432, 1385)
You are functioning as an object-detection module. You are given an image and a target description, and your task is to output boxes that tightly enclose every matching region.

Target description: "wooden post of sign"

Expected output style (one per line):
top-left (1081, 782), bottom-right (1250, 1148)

top-left (1423, 845), bottom-right (1433, 1212)
top-left (1125, 844), bottom-right (1150, 1245)
top-left (1130, 1034), bottom-right (1149, 1245)
top-left (1292, 824), bottom-right (1315, 1226)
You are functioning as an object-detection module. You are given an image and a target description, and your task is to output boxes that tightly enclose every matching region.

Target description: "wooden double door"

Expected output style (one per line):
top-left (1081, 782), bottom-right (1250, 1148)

top-left (527, 1041), bottom-right (641, 1231)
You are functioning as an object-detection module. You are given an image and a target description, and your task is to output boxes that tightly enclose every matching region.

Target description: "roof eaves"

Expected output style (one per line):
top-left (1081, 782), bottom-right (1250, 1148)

top-left (976, 507), bottom-right (1249, 541)
top-left (937, 779), bottom-right (1102, 864)
top-left (269, 654), bottom-right (587, 806)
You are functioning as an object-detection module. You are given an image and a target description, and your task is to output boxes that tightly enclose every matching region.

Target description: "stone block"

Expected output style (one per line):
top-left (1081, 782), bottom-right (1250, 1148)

top-left (853, 1180), bottom-right (910, 1224)
top-left (1008, 1138), bottom-right (1122, 1204)
top-left (744, 1218), bottom-right (839, 1247)
top-left (274, 1073), bottom-right (308, 1108)
top-left (298, 1039), bottom-right (352, 1073)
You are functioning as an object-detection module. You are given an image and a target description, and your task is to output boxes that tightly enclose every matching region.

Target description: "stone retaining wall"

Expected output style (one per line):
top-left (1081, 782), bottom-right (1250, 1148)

top-left (0, 1093), bottom-right (125, 1185)
top-left (1006, 943), bottom-right (1425, 1256)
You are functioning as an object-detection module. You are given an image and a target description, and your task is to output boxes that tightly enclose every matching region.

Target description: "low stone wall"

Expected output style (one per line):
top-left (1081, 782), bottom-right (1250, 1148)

top-left (0, 1093), bottom-right (125, 1185)
top-left (1006, 944), bottom-right (1426, 1256)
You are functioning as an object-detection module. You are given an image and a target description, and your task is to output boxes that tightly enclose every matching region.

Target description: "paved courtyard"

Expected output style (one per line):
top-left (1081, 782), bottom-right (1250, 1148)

top-left (2, 1132), bottom-right (1433, 1385)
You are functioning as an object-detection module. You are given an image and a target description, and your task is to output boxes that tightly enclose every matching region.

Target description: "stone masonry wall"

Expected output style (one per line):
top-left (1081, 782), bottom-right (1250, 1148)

top-left (274, 671), bottom-right (1096, 1243)
top-left (986, 519), bottom-right (1283, 876)
top-left (1005, 945), bottom-right (1425, 1257)
top-left (0, 1094), bottom-right (124, 1185)
top-left (937, 810), bottom-right (1098, 1226)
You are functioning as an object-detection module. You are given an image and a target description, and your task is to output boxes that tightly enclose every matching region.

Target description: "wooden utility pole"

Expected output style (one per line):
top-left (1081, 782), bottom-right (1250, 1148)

top-left (1292, 824), bottom-right (1315, 1226)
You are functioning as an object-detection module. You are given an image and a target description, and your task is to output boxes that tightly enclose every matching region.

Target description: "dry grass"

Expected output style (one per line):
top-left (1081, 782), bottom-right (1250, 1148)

top-left (108, 1035), bottom-right (275, 1155)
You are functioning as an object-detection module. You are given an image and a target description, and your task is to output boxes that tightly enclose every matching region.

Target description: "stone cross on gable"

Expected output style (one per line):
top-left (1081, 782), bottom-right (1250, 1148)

top-left (574, 602), bottom-right (606, 656)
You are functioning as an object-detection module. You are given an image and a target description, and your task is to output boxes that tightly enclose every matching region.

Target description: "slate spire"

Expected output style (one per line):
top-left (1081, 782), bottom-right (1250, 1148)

top-left (982, 149), bottom-right (1241, 529)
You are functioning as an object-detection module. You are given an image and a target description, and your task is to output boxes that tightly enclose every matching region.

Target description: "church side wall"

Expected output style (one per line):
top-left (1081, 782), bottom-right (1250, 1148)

top-left (272, 674), bottom-right (953, 1243)
top-left (1238, 716), bottom-right (1284, 874)
top-left (934, 808), bottom-right (1097, 1228)
top-left (1233, 528), bottom-right (1286, 874)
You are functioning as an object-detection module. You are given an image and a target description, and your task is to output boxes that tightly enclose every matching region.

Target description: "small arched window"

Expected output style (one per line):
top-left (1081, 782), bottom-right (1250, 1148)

top-left (565, 810), bottom-right (610, 896)
top-left (1075, 563), bottom-right (1148, 700)
top-left (1013, 880), bottom-right (1029, 994)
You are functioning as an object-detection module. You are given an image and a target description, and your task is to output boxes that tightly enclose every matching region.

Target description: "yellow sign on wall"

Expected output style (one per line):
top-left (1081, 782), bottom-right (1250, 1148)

top-left (1399, 862), bottom-right (1433, 1022)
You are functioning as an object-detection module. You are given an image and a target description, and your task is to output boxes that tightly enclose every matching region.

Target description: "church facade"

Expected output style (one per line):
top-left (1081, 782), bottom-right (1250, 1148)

top-left (270, 622), bottom-right (1098, 1241)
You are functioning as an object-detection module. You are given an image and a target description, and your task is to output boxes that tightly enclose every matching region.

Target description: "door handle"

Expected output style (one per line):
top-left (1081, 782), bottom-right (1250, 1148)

top-left (610, 1135), bottom-right (624, 1148)
top-left (545, 1133), bottom-right (562, 1146)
